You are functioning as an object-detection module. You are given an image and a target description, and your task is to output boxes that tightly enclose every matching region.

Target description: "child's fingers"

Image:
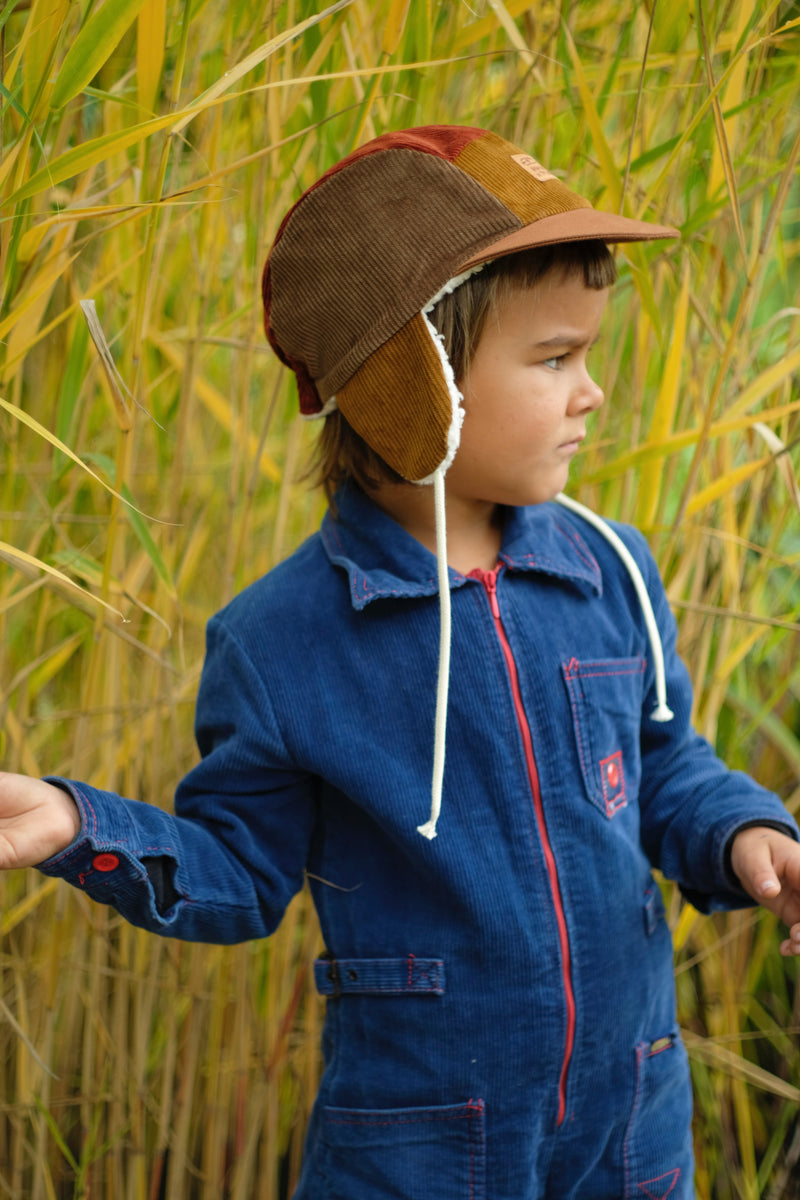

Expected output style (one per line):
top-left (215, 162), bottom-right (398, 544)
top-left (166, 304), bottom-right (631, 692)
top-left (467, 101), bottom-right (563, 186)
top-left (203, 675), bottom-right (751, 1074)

top-left (779, 923), bottom-right (800, 957)
top-left (730, 827), bottom-right (782, 901)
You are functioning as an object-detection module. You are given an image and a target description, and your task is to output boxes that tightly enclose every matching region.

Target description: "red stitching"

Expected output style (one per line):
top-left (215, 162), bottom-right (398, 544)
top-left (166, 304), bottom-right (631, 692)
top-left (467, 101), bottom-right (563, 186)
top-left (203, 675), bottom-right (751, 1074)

top-left (567, 663), bottom-right (645, 680)
top-left (623, 1043), bottom-right (644, 1193)
top-left (556, 524), bottom-right (598, 574)
top-left (564, 679), bottom-right (593, 792)
top-left (352, 573), bottom-right (438, 603)
top-left (326, 1111), bottom-right (474, 1127)
top-left (637, 1169), bottom-right (681, 1198)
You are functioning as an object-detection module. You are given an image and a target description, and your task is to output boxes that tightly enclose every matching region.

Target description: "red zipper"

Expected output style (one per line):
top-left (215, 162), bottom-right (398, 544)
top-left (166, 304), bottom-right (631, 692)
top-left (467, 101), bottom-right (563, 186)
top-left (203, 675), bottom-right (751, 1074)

top-left (474, 567), bottom-right (575, 1126)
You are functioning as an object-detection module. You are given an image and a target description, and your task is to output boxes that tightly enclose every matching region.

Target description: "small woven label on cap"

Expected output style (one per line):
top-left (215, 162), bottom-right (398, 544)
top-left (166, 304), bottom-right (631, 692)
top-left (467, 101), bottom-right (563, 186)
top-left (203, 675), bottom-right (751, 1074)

top-left (511, 154), bottom-right (557, 182)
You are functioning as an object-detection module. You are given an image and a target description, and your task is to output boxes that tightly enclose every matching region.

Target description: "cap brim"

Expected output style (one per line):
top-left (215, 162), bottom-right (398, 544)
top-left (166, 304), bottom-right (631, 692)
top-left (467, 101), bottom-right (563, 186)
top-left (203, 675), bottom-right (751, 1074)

top-left (459, 208), bottom-right (680, 270)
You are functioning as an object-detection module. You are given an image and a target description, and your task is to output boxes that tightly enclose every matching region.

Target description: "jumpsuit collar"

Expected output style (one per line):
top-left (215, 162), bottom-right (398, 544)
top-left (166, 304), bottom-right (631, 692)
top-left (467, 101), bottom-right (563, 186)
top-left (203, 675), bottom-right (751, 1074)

top-left (320, 483), bottom-right (603, 611)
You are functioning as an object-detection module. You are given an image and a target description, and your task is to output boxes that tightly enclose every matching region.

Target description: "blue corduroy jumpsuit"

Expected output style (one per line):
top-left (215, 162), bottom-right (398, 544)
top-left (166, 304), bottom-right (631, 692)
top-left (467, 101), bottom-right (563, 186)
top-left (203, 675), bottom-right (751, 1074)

top-left (39, 483), bottom-right (799, 1200)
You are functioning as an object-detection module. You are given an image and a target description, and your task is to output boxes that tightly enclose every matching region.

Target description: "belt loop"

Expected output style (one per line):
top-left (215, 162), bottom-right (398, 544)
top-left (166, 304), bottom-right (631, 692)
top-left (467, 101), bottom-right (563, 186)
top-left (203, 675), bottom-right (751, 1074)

top-left (323, 954), bottom-right (341, 998)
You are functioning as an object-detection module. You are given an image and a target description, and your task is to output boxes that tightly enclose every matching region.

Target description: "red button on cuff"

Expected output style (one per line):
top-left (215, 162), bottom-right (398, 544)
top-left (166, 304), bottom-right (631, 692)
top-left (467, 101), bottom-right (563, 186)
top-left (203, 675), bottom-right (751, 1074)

top-left (92, 853), bottom-right (120, 872)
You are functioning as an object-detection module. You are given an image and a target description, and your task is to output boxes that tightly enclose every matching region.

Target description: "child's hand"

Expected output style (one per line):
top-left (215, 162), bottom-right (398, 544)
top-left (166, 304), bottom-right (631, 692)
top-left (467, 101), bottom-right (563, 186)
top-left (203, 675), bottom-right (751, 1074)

top-left (729, 826), bottom-right (800, 956)
top-left (0, 772), bottom-right (81, 869)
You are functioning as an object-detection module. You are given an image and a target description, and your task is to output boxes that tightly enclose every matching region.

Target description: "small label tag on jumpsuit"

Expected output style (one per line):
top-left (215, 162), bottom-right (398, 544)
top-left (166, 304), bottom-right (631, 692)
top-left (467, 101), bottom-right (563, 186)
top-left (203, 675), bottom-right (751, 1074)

top-left (599, 750), bottom-right (627, 815)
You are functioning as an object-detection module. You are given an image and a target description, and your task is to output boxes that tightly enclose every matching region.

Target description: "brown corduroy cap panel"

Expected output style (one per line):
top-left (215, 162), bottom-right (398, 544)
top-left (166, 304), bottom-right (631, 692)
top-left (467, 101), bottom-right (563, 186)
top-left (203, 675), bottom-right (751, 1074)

top-left (267, 148), bottom-right (517, 405)
top-left (454, 130), bottom-right (592, 226)
top-left (336, 313), bottom-right (454, 481)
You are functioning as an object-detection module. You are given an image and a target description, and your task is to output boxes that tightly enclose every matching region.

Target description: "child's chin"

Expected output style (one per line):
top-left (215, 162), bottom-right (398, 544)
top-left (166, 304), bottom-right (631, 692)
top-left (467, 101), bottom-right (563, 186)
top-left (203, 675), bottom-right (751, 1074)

top-left (518, 481), bottom-right (567, 507)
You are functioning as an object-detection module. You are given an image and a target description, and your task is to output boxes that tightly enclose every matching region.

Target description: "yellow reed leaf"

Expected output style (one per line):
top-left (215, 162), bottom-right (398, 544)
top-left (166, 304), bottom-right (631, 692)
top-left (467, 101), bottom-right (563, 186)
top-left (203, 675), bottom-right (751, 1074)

top-left (137, 0), bottom-right (166, 115)
top-left (6, 4), bottom-right (352, 208)
top-left (151, 336), bottom-right (281, 483)
top-left (50, 0), bottom-right (150, 111)
top-left (726, 345), bottom-right (800, 420)
top-left (562, 26), bottom-right (621, 211)
top-left (651, 265), bottom-right (690, 444)
top-left (169, 0), bottom-right (354, 134)
top-left (2, 709), bottom-right (39, 776)
top-left (637, 263), bottom-right (690, 528)
top-left (672, 902), bottom-right (699, 952)
top-left (0, 137), bottom-right (25, 196)
top-left (381, 0), bottom-right (412, 57)
top-left (3, 110), bottom-right (185, 207)
top-left (696, 2), bottom-right (746, 260)
top-left (453, 0), bottom-right (532, 50)
top-left (26, 632), bottom-right (87, 699)
top-left (16, 222), bottom-right (50, 264)
top-left (0, 250), bottom-right (78, 343)
top-left (715, 625), bottom-right (767, 680)
top-left (685, 455), bottom-right (772, 515)
top-left (707, 2), bottom-right (752, 202)
top-left (584, 398), bottom-right (800, 485)
top-left (719, 474), bottom-right (741, 600)
top-left (22, 0), bottom-right (71, 116)
top-left (639, 13), bottom-right (790, 217)
top-left (0, 396), bottom-right (157, 520)
top-left (0, 541), bottom-right (126, 620)
top-left (485, 0), bottom-right (534, 67)
top-left (0, 879), bottom-right (60, 937)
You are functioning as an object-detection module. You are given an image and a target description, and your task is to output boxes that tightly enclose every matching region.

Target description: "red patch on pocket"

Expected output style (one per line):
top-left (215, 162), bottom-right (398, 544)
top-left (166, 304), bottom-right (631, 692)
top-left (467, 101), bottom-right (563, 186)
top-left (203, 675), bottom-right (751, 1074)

top-left (599, 750), bottom-right (626, 816)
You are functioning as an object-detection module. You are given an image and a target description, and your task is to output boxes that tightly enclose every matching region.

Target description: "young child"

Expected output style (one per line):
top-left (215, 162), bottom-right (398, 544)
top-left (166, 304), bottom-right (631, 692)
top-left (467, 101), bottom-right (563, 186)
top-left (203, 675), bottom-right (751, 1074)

top-left (2, 125), bottom-right (800, 1200)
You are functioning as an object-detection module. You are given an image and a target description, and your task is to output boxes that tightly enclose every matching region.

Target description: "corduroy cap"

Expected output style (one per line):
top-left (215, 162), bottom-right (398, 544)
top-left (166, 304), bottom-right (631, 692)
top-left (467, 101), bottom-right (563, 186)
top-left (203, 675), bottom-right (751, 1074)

top-left (263, 125), bottom-right (678, 482)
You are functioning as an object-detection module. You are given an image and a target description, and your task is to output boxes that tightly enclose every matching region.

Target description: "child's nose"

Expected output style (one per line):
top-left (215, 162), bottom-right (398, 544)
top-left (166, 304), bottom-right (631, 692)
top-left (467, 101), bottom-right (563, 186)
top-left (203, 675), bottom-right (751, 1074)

top-left (572, 370), bottom-right (604, 413)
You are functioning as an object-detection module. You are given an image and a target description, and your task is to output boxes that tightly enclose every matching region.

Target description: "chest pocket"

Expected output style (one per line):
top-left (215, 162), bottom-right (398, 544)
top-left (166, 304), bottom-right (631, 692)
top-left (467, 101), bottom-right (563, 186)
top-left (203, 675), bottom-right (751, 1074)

top-left (561, 656), bottom-right (646, 818)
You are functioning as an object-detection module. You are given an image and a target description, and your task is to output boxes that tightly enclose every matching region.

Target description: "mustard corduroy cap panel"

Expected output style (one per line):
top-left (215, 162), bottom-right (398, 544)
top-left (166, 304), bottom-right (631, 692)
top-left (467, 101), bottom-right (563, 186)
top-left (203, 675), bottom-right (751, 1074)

top-left (336, 312), bottom-right (455, 482)
top-left (453, 130), bottom-right (592, 226)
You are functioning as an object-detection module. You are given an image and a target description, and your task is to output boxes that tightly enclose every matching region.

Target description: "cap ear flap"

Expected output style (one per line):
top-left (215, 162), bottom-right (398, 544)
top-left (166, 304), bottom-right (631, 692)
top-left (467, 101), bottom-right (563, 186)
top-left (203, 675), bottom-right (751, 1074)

top-left (336, 312), bottom-right (462, 483)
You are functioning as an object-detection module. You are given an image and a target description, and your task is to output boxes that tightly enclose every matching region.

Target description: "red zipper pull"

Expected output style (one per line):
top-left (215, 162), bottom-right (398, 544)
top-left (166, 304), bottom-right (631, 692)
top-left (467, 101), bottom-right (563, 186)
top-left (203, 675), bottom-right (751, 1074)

top-left (483, 569), bottom-right (501, 619)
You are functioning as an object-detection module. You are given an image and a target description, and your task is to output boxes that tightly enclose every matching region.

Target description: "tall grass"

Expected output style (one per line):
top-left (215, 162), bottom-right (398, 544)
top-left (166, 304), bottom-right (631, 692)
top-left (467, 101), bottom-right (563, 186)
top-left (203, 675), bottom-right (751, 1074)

top-left (1, 1), bottom-right (799, 1196)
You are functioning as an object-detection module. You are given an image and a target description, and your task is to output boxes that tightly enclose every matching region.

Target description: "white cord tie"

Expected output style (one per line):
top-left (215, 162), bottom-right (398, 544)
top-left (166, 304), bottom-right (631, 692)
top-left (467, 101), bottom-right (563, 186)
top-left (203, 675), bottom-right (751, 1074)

top-left (554, 493), bottom-right (674, 723)
top-left (417, 468), bottom-right (451, 839)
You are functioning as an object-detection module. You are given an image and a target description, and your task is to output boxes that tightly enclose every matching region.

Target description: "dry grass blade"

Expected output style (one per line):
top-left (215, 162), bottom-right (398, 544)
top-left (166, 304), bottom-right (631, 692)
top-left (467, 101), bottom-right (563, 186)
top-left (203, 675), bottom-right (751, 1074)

top-left (695, 1), bottom-right (746, 261)
top-left (0, 996), bottom-right (58, 1080)
top-left (750, 422), bottom-right (800, 512)
top-left (683, 1028), bottom-right (800, 1103)
top-left (80, 302), bottom-right (133, 432)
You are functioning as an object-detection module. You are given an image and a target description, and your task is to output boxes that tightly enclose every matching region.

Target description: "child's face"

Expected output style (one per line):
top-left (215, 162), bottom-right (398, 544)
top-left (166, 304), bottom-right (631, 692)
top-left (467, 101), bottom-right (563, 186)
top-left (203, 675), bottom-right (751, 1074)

top-left (445, 269), bottom-right (608, 510)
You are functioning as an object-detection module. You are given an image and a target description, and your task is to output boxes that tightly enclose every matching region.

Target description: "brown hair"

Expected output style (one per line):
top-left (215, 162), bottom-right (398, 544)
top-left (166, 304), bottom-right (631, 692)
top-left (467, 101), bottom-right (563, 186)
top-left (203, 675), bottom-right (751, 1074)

top-left (310, 240), bottom-right (617, 502)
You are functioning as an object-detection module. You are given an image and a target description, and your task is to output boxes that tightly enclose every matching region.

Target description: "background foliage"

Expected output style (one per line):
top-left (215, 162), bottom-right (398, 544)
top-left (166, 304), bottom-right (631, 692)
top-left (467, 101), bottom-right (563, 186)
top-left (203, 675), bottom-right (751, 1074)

top-left (1, 0), bottom-right (799, 1196)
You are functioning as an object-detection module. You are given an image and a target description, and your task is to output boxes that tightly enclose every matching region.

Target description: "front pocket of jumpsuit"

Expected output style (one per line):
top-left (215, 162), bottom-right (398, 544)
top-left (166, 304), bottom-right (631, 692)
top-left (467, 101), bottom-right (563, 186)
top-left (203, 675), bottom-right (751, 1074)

top-left (319, 1099), bottom-right (486, 1200)
top-left (623, 1032), bottom-right (694, 1199)
top-left (561, 656), bottom-right (646, 818)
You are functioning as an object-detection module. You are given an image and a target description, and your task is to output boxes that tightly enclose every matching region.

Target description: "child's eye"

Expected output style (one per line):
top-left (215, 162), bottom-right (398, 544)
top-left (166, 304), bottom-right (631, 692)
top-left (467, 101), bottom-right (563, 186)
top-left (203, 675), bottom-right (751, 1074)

top-left (542, 354), bottom-right (566, 370)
